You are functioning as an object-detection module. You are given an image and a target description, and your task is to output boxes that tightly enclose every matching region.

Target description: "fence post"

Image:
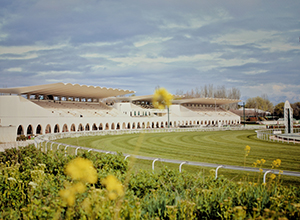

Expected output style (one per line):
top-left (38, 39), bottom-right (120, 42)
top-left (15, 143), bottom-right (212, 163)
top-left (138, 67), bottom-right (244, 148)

top-left (215, 165), bottom-right (224, 180)
top-left (75, 147), bottom-right (80, 155)
top-left (179, 161), bottom-right (187, 173)
top-left (50, 142), bottom-right (54, 151)
top-left (152, 158), bottom-right (159, 171)
top-left (263, 170), bottom-right (273, 184)
top-left (64, 145), bottom-right (69, 157)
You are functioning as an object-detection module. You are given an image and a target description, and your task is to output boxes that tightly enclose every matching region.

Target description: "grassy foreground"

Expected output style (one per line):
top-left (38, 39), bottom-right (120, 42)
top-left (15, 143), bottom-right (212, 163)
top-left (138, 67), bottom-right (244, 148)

top-left (1, 146), bottom-right (300, 219)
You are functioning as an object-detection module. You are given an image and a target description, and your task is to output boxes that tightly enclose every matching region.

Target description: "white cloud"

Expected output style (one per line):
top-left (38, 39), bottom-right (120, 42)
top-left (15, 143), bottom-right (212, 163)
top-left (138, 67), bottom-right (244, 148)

top-left (242, 70), bottom-right (268, 75)
top-left (134, 37), bottom-right (173, 47)
top-left (0, 43), bottom-right (68, 55)
top-left (37, 70), bottom-right (81, 76)
top-left (6, 67), bottom-right (22, 72)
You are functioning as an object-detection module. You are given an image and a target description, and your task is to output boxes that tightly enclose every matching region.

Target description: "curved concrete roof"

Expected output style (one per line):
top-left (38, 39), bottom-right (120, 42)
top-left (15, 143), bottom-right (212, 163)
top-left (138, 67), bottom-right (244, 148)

top-left (112, 95), bottom-right (240, 105)
top-left (173, 97), bottom-right (241, 105)
top-left (0, 83), bottom-right (135, 99)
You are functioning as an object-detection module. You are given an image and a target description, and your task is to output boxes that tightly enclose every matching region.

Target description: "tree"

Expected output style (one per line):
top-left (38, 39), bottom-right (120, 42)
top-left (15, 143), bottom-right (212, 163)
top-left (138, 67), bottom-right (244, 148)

top-left (292, 102), bottom-right (300, 119)
top-left (273, 102), bottom-right (284, 118)
top-left (245, 95), bottom-right (273, 113)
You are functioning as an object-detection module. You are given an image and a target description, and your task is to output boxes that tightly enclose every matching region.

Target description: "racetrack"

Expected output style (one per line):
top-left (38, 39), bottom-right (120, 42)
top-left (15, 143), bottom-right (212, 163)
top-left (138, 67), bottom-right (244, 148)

top-left (57, 129), bottom-right (300, 173)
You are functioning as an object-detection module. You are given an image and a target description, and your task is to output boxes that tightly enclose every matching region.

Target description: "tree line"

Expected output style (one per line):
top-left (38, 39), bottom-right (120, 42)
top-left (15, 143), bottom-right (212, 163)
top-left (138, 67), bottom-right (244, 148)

top-left (176, 85), bottom-right (241, 109)
top-left (245, 96), bottom-right (300, 120)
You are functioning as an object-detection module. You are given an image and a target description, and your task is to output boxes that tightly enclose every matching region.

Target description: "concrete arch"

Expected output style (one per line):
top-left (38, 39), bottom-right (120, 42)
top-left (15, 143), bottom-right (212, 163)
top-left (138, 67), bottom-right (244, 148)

top-left (142, 122), bottom-right (145, 129)
top-left (116, 123), bottom-right (120, 130)
top-left (137, 122), bottom-right (141, 129)
top-left (78, 124), bottom-right (84, 131)
top-left (132, 122), bottom-right (136, 129)
top-left (62, 124), bottom-right (68, 132)
top-left (36, 124), bottom-right (42, 135)
top-left (45, 124), bottom-right (51, 134)
top-left (146, 121), bottom-right (150, 128)
top-left (161, 122), bottom-right (164, 128)
top-left (54, 124), bottom-right (60, 133)
top-left (17, 125), bottom-right (24, 136)
top-left (122, 122), bottom-right (126, 129)
top-left (156, 122), bottom-right (159, 128)
top-left (85, 123), bottom-right (90, 131)
top-left (26, 124), bottom-right (33, 135)
top-left (105, 123), bottom-right (109, 130)
top-left (70, 124), bottom-right (76, 132)
top-left (127, 122), bottom-right (131, 129)
top-left (92, 123), bottom-right (97, 130)
top-left (99, 123), bottom-right (103, 130)
top-left (151, 122), bottom-right (155, 128)
top-left (111, 123), bottom-right (115, 130)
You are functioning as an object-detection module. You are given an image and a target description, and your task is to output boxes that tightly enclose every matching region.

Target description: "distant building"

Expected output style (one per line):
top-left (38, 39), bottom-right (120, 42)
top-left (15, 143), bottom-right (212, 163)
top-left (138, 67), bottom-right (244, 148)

top-left (0, 83), bottom-right (241, 142)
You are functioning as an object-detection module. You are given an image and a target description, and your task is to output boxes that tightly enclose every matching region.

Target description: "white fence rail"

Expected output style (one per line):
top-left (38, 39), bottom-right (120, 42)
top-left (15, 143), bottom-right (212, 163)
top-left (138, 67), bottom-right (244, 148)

top-left (256, 128), bottom-right (300, 144)
top-left (33, 126), bottom-right (300, 180)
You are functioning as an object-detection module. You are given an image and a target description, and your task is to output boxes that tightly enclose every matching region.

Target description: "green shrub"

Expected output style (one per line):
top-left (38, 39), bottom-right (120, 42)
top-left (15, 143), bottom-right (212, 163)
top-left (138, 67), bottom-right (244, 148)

top-left (0, 146), bottom-right (300, 219)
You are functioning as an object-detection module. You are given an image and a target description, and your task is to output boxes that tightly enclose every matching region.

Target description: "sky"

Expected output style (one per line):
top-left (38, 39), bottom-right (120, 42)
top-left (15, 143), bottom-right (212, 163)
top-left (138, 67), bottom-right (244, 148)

top-left (0, 0), bottom-right (299, 105)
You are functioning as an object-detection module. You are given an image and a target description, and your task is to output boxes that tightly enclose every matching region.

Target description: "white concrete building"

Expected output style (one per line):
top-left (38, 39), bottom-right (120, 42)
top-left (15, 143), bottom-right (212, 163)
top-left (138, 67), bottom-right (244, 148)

top-left (0, 83), bottom-right (241, 142)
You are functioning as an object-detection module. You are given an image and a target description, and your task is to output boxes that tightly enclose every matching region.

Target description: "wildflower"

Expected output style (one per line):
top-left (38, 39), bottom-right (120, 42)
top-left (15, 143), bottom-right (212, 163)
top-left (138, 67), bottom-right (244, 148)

top-left (244, 145), bottom-right (250, 156)
top-left (272, 159), bottom-right (281, 168)
top-left (59, 188), bottom-right (76, 206)
top-left (7, 177), bottom-right (16, 182)
top-left (256, 159), bottom-right (261, 164)
top-left (259, 168), bottom-right (263, 173)
top-left (29, 181), bottom-right (38, 188)
top-left (102, 175), bottom-right (124, 200)
top-left (270, 174), bottom-right (276, 180)
top-left (261, 159), bottom-right (266, 164)
top-left (65, 157), bottom-right (97, 183)
top-left (59, 182), bottom-right (86, 206)
top-left (152, 88), bottom-right (173, 109)
top-left (253, 162), bottom-right (257, 167)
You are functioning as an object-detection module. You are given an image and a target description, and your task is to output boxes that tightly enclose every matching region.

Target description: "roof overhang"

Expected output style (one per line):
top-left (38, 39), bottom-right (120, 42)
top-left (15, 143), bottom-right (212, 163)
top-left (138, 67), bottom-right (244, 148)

top-left (173, 97), bottom-right (241, 105)
top-left (111, 95), bottom-right (184, 102)
top-left (112, 95), bottom-right (240, 105)
top-left (0, 83), bottom-right (135, 99)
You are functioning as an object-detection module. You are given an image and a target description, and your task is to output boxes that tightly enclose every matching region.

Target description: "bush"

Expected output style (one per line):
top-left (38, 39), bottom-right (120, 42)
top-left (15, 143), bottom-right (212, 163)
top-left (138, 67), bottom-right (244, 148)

top-left (0, 146), bottom-right (300, 219)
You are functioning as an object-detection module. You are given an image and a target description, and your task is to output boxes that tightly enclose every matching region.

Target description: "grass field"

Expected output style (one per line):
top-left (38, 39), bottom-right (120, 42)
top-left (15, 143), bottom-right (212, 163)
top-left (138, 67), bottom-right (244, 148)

top-left (56, 129), bottom-right (300, 172)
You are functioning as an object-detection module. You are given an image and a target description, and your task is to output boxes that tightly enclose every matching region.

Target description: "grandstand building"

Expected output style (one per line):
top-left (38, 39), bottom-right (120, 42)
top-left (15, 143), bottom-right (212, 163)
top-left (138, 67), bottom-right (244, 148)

top-left (0, 83), bottom-right (241, 142)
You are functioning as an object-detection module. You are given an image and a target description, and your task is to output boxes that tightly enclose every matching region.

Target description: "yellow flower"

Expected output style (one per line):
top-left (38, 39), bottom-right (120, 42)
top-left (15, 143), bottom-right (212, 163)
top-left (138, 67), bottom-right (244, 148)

top-left (244, 145), bottom-right (251, 152)
top-left (72, 182), bottom-right (86, 194)
top-left (259, 168), bottom-right (263, 173)
top-left (270, 174), bottom-right (276, 180)
top-left (152, 88), bottom-right (173, 109)
top-left (102, 175), bottom-right (124, 200)
top-left (65, 157), bottom-right (97, 183)
top-left (272, 159), bottom-right (281, 168)
top-left (253, 162), bottom-right (257, 167)
top-left (59, 188), bottom-right (76, 206)
top-left (59, 182), bottom-right (87, 206)
top-left (261, 159), bottom-right (266, 164)
top-left (256, 159), bottom-right (261, 164)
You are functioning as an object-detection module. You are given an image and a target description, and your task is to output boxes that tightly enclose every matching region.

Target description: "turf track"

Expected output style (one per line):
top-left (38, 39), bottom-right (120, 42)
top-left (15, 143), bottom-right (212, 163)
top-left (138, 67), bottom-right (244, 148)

top-left (57, 129), bottom-right (300, 173)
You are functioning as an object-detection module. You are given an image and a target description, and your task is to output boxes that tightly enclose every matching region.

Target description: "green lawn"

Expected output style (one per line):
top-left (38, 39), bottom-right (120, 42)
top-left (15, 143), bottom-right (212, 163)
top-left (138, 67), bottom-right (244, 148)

top-left (56, 130), bottom-right (300, 173)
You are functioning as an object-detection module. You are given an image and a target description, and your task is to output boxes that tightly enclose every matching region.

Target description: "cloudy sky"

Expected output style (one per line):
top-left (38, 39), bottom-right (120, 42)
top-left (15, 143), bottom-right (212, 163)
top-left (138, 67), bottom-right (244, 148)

top-left (0, 0), bottom-right (299, 104)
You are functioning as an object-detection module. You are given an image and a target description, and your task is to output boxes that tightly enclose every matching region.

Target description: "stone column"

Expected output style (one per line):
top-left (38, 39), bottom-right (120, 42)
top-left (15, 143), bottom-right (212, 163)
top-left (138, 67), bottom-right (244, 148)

top-left (284, 100), bottom-right (293, 134)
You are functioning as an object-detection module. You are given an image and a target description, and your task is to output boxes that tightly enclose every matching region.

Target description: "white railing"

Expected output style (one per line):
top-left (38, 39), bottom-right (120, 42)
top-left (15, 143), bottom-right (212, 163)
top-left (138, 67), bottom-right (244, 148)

top-left (256, 128), bottom-right (300, 144)
top-left (33, 126), bottom-right (300, 180)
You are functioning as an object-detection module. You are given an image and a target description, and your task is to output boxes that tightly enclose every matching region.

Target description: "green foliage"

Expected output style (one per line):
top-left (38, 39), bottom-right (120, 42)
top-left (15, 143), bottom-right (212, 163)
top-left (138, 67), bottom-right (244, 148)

top-left (1, 146), bottom-right (300, 219)
top-left (245, 95), bottom-right (274, 113)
